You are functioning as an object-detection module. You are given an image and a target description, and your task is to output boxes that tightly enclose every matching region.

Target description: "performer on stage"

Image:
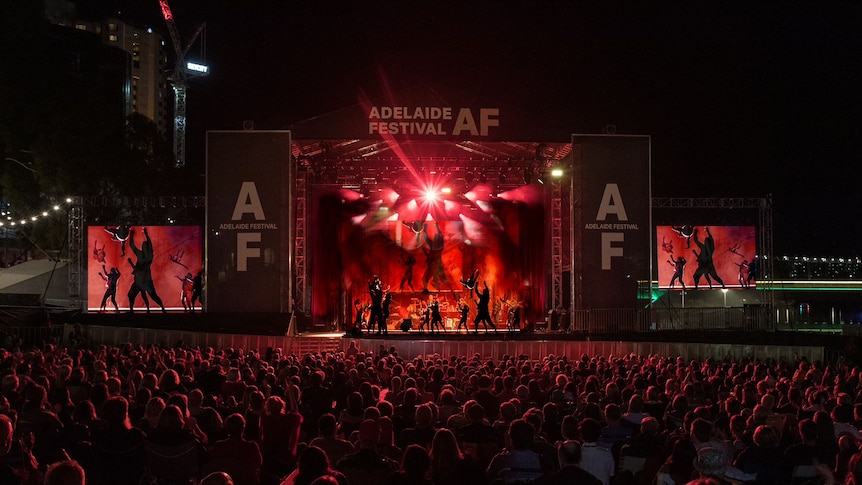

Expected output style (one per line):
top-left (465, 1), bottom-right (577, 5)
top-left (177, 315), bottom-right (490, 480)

top-left (472, 281), bottom-right (496, 334)
top-left (367, 275), bottom-right (385, 335)
top-left (428, 295), bottom-right (444, 334)
top-left (351, 299), bottom-right (366, 336)
top-left (98, 265), bottom-right (120, 312)
top-left (417, 301), bottom-right (429, 334)
top-left (127, 228), bottom-right (166, 313)
top-left (456, 297), bottom-right (470, 333)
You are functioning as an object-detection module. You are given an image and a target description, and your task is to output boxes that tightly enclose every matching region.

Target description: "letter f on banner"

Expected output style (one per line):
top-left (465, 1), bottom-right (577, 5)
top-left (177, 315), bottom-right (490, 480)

top-left (237, 233), bottom-right (261, 271)
top-left (232, 182), bottom-right (267, 220)
top-left (602, 233), bottom-right (624, 270)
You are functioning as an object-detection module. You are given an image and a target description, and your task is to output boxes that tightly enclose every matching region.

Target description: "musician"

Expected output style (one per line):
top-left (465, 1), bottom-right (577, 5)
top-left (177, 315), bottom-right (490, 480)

top-left (428, 295), bottom-right (444, 334)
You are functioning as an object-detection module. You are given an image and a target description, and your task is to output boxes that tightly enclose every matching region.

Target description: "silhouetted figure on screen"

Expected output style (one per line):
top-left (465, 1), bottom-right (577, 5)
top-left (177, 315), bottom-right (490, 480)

top-left (421, 222), bottom-right (452, 292)
top-left (170, 249), bottom-right (189, 270)
top-left (671, 225), bottom-right (695, 248)
top-left (472, 282), bottom-right (496, 334)
top-left (661, 236), bottom-right (673, 255)
top-left (399, 251), bottom-right (417, 292)
top-left (191, 271), bottom-right (203, 311)
top-left (734, 260), bottom-right (751, 288)
top-left (175, 272), bottom-right (195, 312)
top-left (456, 297), bottom-right (470, 333)
top-left (460, 268), bottom-right (480, 290)
top-left (428, 295), bottom-right (444, 334)
top-left (692, 227), bottom-right (725, 289)
top-left (98, 265), bottom-right (120, 312)
top-left (104, 224), bottom-right (131, 256)
top-left (127, 228), bottom-right (166, 313)
top-left (93, 241), bottom-right (106, 264)
top-left (747, 259), bottom-right (757, 287)
top-left (668, 255), bottom-right (687, 289)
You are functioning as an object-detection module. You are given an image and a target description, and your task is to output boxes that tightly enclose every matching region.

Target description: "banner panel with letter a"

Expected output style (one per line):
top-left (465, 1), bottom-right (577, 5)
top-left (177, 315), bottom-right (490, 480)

top-left (206, 131), bottom-right (291, 313)
top-left (574, 135), bottom-right (651, 309)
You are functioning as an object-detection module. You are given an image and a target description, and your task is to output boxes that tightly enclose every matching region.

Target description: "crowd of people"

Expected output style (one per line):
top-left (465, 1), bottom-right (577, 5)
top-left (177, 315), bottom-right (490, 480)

top-left (0, 336), bottom-right (860, 485)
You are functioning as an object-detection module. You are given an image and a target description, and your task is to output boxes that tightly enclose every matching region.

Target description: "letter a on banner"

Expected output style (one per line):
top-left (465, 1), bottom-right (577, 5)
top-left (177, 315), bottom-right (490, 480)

top-left (232, 182), bottom-right (267, 220)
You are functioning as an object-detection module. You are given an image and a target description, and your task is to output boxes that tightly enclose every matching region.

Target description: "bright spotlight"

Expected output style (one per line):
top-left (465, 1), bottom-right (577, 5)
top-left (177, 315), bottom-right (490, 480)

top-left (551, 168), bottom-right (563, 177)
top-left (424, 190), bottom-right (437, 202)
top-left (441, 187), bottom-right (452, 194)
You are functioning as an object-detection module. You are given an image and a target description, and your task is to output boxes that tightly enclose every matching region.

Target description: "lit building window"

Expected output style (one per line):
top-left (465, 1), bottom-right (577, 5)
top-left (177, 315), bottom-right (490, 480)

top-left (108, 34), bottom-right (118, 42)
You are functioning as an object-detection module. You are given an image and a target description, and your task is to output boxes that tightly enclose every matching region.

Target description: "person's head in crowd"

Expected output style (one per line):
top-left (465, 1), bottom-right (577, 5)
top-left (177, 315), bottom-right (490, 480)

top-left (140, 373), bottom-right (158, 391)
top-left (415, 404), bottom-right (433, 428)
top-left (157, 404), bottom-right (185, 431)
top-left (376, 399), bottom-right (393, 418)
top-left (641, 417), bottom-right (660, 436)
top-left (507, 419), bottom-right (535, 451)
top-left (357, 419), bottom-right (380, 449)
top-left (605, 403), bottom-right (622, 424)
top-left (752, 425), bottom-right (779, 448)
top-left (44, 460), bottom-right (86, 485)
top-left (557, 440), bottom-right (582, 467)
top-left (561, 415), bottom-right (579, 441)
top-left (465, 400), bottom-right (485, 423)
top-left (296, 446), bottom-right (333, 485)
top-left (199, 471), bottom-right (235, 485)
top-left (579, 418), bottom-right (602, 443)
top-left (265, 396), bottom-right (285, 416)
top-left (690, 418), bottom-right (714, 445)
top-left (102, 396), bottom-right (131, 429)
top-left (430, 428), bottom-right (462, 463)
top-left (317, 414), bottom-right (338, 438)
top-left (363, 406), bottom-right (380, 421)
top-left (401, 444), bottom-right (431, 478)
top-left (224, 413), bottom-right (245, 438)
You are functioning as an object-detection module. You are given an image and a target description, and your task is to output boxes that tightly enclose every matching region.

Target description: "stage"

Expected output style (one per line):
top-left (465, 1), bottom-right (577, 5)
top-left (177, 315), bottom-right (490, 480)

top-left (49, 310), bottom-right (841, 364)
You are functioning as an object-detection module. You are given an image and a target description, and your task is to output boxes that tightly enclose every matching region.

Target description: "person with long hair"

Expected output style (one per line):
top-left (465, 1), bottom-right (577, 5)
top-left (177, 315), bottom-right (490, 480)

top-left (90, 396), bottom-right (146, 485)
top-left (429, 428), bottom-right (483, 485)
top-left (259, 387), bottom-right (303, 479)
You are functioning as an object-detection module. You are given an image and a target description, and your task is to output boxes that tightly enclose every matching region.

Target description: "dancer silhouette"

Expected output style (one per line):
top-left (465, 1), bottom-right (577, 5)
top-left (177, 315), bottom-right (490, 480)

top-left (98, 265), bottom-right (120, 312)
top-left (127, 228), bottom-right (166, 313)
top-left (472, 282), bottom-right (496, 334)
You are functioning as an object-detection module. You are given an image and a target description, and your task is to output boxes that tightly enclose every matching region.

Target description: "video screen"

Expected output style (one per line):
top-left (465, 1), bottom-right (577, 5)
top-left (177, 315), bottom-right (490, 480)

top-left (88, 225), bottom-right (203, 312)
top-left (656, 225), bottom-right (756, 290)
top-left (309, 184), bottom-right (546, 326)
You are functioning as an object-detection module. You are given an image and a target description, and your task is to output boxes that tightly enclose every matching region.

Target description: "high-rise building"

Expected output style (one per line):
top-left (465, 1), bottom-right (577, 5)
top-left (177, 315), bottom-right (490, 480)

top-left (44, 1), bottom-right (169, 135)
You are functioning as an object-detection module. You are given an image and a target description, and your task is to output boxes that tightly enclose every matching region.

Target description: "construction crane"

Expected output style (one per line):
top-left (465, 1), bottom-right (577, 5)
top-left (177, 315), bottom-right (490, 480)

top-left (159, 0), bottom-right (208, 168)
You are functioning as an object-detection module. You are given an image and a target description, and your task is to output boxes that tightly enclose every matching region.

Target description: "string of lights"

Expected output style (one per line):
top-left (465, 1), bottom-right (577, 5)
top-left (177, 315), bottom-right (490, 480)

top-left (0, 198), bottom-right (72, 228)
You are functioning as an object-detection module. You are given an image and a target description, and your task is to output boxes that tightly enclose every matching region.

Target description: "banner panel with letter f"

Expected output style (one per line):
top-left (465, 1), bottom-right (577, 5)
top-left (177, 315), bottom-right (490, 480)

top-left (206, 131), bottom-right (291, 313)
top-left (574, 135), bottom-right (651, 309)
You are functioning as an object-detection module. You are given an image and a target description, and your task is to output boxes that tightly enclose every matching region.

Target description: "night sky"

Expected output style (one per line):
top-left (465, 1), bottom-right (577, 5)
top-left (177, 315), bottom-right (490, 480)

top-left (77, 1), bottom-right (862, 257)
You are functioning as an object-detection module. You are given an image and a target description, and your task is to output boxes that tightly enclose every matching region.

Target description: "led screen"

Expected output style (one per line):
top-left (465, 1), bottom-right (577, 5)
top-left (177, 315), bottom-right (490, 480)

top-left (656, 225), bottom-right (756, 290)
top-left (88, 225), bottom-right (203, 312)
